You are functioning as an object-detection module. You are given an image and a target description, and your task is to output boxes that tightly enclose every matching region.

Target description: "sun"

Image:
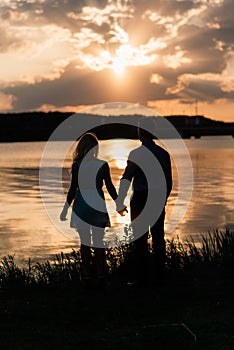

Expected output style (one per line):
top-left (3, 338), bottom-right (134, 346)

top-left (112, 57), bottom-right (126, 75)
top-left (111, 44), bottom-right (134, 76)
top-left (109, 42), bottom-right (158, 76)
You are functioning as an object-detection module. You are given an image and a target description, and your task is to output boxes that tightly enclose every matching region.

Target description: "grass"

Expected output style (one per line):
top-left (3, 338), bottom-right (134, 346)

top-left (0, 228), bottom-right (233, 349)
top-left (1, 228), bottom-right (233, 290)
top-left (165, 228), bottom-right (234, 279)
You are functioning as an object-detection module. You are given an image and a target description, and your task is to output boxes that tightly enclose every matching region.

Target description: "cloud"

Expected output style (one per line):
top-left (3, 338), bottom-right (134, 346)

top-left (69, 0), bottom-right (134, 27)
top-left (0, 91), bottom-right (16, 112)
top-left (166, 50), bottom-right (234, 101)
top-left (0, 0), bottom-right (233, 120)
top-left (150, 74), bottom-right (163, 84)
top-left (37, 103), bottom-right (88, 113)
top-left (167, 75), bottom-right (217, 102)
top-left (0, 23), bottom-right (74, 85)
top-left (3, 63), bottom-right (162, 110)
top-left (163, 50), bottom-right (192, 69)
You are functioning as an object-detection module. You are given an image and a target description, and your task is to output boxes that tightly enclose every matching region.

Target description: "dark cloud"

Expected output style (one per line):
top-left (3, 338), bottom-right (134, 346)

top-left (168, 26), bottom-right (227, 74)
top-left (4, 63), bottom-right (167, 110)
top-left (7, 58), bottom-right (232, 111)
top-left (183, 81), bottom-right (234, 102)
top-left (0, 0), bottom-right (108, 34)
top-left (1, 0), bottom-right (234, 113)
top-left (133, 0), bottom-right (195, 16)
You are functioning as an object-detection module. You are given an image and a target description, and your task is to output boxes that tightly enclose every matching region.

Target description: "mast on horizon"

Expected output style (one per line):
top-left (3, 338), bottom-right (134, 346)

top-left (195, 100), bottom-right (198, 116)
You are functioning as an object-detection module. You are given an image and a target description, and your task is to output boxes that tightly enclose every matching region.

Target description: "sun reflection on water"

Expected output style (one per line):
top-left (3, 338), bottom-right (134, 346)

top-left (0, 137), bottom-right (233, 263)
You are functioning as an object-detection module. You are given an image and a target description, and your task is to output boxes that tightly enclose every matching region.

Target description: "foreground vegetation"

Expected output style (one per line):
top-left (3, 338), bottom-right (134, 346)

top-left (0, 228), bottom-right (233, 290)
top-left (0, 229), bottom-right (233, 349)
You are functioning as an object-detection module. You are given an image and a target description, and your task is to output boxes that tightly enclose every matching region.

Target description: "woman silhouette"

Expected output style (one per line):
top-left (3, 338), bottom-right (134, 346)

top-left (60, 133), bottom-right (118, 288)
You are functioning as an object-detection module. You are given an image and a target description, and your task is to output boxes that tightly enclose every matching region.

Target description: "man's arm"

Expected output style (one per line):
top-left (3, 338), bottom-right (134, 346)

top-left (116, 158), bottom-right (138, 212)
top-left (115, 178), bottom-right (131, 212)
top-left (166, 154), bottom-right (172, 198)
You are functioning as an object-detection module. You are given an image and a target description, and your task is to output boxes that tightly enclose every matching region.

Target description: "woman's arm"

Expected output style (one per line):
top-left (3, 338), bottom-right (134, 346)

top-left (60, 162), bottom-right (78, 221)
top-left (102, 162), bottom-right (127, 216)
top-left (66, 162), bottom-right (79, 205)
top-left (103, 162), bottom-right (117, 201)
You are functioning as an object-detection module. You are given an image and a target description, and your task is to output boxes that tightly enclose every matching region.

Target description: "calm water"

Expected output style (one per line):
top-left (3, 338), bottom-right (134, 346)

top-left (0, 136), bottom-right (233, 264)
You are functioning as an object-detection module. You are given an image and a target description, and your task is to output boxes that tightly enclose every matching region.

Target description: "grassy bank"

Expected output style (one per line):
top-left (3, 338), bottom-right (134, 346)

top-left (0, 229), bottom-right (233, 349)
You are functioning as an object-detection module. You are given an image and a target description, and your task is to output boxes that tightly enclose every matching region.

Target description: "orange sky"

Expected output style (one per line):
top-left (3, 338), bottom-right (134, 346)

top-left (0, 0), bottom-right (234, 122)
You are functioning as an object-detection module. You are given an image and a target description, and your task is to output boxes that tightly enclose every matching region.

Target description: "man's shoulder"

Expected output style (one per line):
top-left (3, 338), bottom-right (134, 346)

top-left (128, 145), bottom-right (146, 160)
top-left (146, 142), bottom-right (169, 157)
top-left (132, 142), bottom-right (169, 155)
top-left (128, 143), bottom-right (170, 163)
top-left (96, 158), bottom-right (108, 169)
top-left (129, 145), bottom-right (144, 155)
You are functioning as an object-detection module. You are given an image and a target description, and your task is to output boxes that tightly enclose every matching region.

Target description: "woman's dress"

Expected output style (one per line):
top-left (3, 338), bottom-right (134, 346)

top-left (67, 158), bottom-right (117, 229)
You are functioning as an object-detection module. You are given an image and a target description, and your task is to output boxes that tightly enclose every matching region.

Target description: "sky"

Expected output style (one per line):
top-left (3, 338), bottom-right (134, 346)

top-left (0, 0), bottom-right (234, 121)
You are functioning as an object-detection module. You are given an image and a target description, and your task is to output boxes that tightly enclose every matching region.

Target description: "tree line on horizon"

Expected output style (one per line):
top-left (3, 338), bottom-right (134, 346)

top-left (0, 111), bottom-right (233, 141)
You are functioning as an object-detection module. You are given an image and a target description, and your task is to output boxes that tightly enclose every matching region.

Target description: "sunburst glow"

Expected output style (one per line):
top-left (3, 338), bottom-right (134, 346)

top-left (112, 57), bottom-right (126, 75)
top-left (110, 43), bottom-right (158, 75)
top-left (0, 0), bottom-right (233, 120)
top-left (111, 44), bottom-right (134, 75)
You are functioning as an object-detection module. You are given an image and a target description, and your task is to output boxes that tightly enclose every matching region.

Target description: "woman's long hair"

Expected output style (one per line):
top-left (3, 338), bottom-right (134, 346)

top-left (73, 132), bottom-right (99, 164)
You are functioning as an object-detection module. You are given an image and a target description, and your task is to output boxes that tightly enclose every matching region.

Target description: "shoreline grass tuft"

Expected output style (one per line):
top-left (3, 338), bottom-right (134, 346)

top-left (0, 228), bottom-right (233, 291)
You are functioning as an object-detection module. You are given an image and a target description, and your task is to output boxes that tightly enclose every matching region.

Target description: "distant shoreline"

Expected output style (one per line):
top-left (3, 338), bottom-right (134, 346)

top-left (0, 112), bottom-right (233, 141)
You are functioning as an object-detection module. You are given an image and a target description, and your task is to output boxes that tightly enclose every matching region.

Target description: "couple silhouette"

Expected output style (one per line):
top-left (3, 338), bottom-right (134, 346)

top-left (60, 118), bottom-right (172, 288)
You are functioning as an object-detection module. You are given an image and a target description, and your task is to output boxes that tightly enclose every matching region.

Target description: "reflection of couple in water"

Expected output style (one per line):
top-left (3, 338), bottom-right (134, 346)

top-left (60, 118), bottom-right (172, 289)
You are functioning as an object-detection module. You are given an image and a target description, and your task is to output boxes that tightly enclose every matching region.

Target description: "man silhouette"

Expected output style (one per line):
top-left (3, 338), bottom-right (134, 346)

top-left (116, 117), bottom-right (172, 285)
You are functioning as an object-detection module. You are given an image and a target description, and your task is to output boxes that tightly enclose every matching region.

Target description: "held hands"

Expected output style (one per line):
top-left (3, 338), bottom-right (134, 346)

top-left (117, 207), bottom-right (128, 217)
top-left (115, 198), bottom-right (128, 217)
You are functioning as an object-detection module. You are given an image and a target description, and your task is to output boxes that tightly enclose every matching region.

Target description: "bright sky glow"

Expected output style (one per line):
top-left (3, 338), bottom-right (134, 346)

top-left (0, 0), bottom-right (233, 121)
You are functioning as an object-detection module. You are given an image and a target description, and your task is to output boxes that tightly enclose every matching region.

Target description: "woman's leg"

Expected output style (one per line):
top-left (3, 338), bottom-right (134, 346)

top-left (92, 227), bottom-right (106, 280)
top-left (76, 223), bottom-right (92, 280)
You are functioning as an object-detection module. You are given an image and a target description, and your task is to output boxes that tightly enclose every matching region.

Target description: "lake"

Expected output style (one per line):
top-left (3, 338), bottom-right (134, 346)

top-left (0, 136), bottom-right (233, 264)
